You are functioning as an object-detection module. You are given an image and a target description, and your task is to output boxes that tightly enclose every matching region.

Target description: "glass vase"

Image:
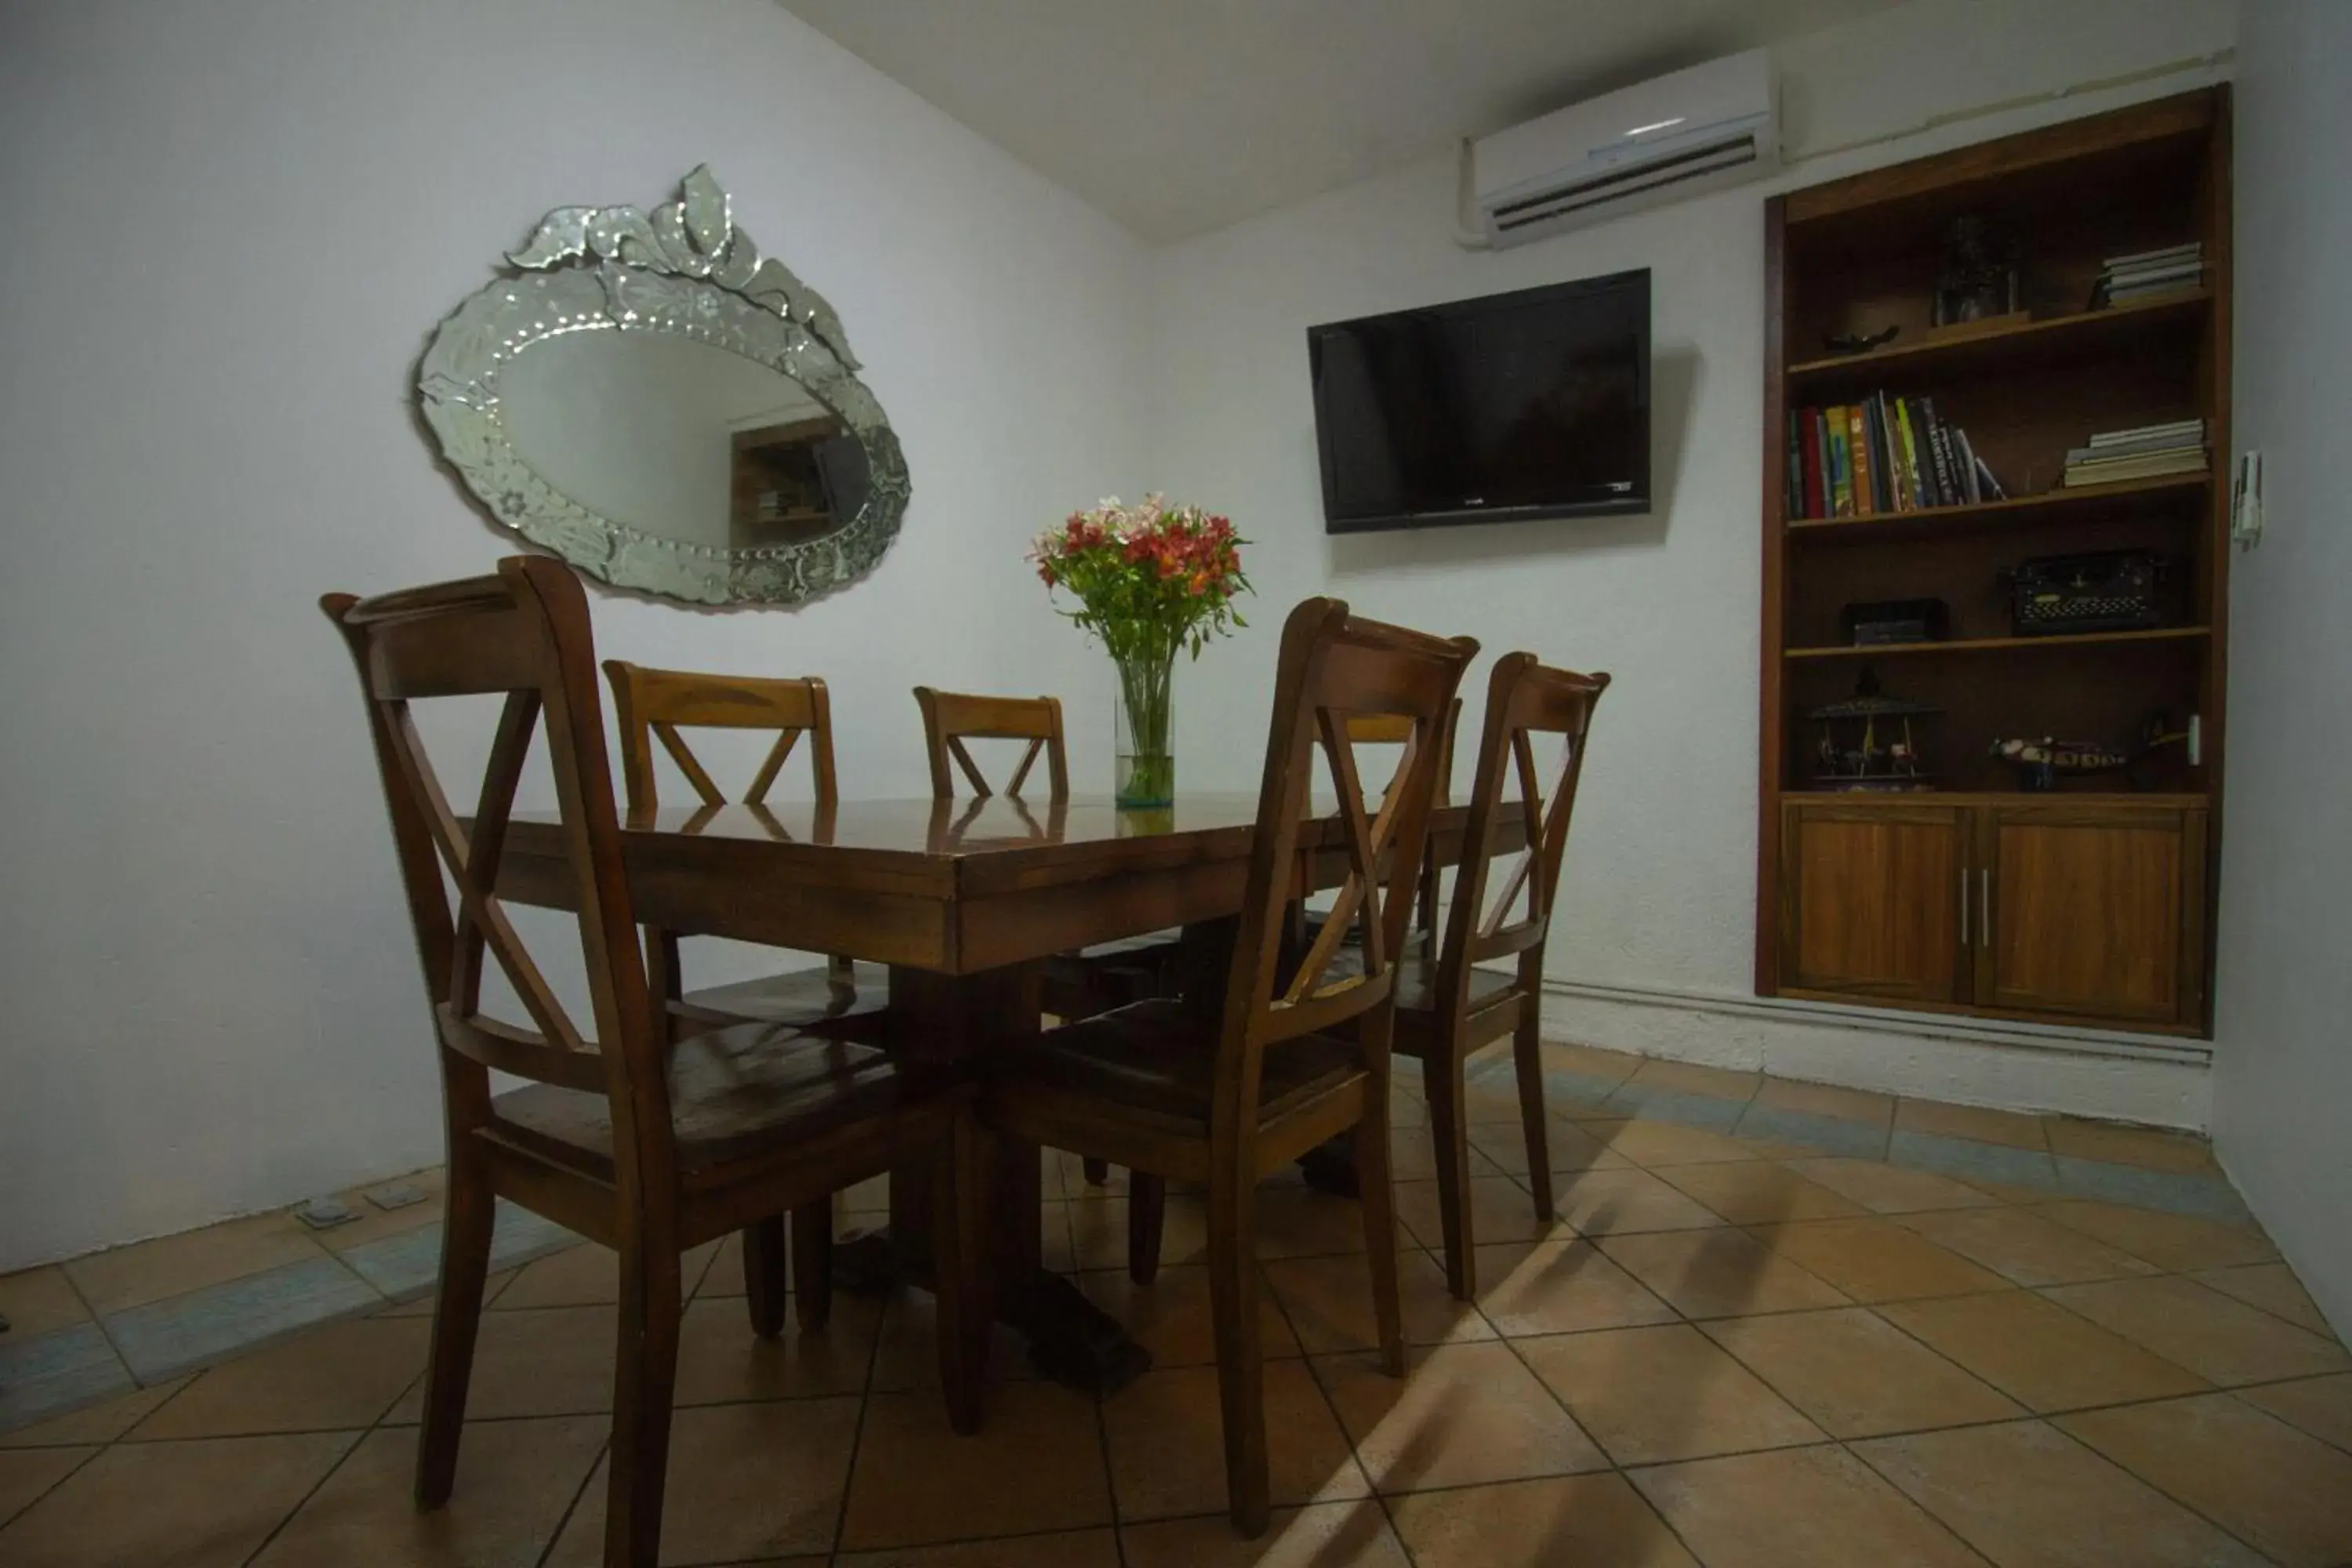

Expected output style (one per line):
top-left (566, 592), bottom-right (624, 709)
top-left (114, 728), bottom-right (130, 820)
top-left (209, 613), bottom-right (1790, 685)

top-left (1112, 651), bottom-right (1176, 808)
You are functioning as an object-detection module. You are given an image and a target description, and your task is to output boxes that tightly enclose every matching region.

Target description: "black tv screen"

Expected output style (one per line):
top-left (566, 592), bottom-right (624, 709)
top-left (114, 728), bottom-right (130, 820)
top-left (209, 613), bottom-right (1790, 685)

top-left (1308, 270), bottom-right (1651, 533)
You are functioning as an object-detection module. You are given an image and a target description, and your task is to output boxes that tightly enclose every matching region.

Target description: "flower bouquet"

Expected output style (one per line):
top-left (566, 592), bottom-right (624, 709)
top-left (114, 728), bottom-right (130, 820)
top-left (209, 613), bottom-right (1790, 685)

top-left (1030, 494), bottom-right (1251, 807)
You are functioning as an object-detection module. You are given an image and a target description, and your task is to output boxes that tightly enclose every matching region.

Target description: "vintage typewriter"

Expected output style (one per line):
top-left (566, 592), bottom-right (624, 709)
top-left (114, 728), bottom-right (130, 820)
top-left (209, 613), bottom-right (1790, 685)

top-left (2005, 550), bottom-right (2166, 635)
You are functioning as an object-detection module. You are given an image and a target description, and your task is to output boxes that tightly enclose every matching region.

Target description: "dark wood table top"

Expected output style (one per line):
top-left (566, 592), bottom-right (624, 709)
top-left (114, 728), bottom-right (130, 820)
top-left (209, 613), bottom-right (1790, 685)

top-left (501, 793), bottom-right (1514, 976)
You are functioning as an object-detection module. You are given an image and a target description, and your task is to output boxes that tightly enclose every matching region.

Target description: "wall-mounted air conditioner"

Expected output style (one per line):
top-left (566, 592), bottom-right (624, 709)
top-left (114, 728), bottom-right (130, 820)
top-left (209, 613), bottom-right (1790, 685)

top-left (1472, 49), bottom-right (1779, 248)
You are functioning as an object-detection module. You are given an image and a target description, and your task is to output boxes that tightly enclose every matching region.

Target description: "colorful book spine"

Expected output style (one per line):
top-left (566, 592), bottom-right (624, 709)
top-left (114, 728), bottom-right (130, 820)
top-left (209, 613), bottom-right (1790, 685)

top-left (1848, 405), bottom-right (1874, 516)
top-left (1801, 409), bottom-right (1826, 518)
top-left (1828, 405), bottom-right (1853, 517)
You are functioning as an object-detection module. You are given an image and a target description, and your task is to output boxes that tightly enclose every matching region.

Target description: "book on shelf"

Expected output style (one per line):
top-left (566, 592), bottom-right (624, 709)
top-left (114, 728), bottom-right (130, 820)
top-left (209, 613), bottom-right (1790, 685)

top-left (2090, 419), bottom-right (2204, 448)
top-left (1848, 405), bottom-right (1874, 516)
top-left (1786, 391), bottom-right (2002, 520)
top-left (2092, 241), bottom-right (2204, 307)
top-left (2063, 450), bottom-right (2208, 485)
top-left (2063, 418), bottom-right (2207, 487)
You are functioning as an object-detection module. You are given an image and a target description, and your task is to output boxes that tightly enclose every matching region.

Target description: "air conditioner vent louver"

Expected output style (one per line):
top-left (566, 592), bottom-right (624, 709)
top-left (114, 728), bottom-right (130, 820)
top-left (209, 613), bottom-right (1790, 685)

top-left (1490, 132), bottom-right (1761, 233)
top-left (1473, 50), bottom-right (1779, 248)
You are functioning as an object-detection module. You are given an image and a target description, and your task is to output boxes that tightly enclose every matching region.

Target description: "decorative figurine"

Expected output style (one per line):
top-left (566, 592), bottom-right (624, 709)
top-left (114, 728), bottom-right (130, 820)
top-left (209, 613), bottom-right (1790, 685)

top-left (1823, 325), bottom-right (1900, 356)
top-left (1807, 670), bottom-right (1940, 791)
top-left (1990, 711), bottom-right (2194, 791)
top-left (1933, 215), bottom-right (2021, 327)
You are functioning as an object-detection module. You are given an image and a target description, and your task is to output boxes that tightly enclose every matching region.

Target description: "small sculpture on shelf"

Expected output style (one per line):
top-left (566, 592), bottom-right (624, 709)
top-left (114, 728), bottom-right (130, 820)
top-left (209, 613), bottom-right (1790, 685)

top-left (1933, 215), bottom-right (2021, 327)
top-left (1990, 711), bottom-right (2195, 792)
top-left (1821, 325), bottom-right (1900, 356)
top-left (1808, 669), bottom-right (1939, 791)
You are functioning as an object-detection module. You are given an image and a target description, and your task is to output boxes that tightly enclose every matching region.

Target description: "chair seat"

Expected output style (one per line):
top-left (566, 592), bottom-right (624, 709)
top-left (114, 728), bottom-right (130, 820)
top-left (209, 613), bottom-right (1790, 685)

top-left (1327, 942), bottom-right (1519, 1014)
top-left (492, 1022), bottom-right (911, 1184)
top-left (683, 960), bottom-right (891, 1028)
top-left (1044, 932), bottom-right (1183, 1018)
top-left (1000, 997), bottom-right (1361, 1133)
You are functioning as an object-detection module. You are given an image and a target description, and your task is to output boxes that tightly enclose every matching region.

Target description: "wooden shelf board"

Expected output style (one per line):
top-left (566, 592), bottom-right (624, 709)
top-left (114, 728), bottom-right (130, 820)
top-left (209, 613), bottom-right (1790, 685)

top-left (1773, 789), bottom-right (2209, 808)
top-left (1784, 626), bottom-right (2212, 661)
top-left (1785, 290), bottom-right (2208, 384)
top-left (1785, 472), bottom-right (2209, 546)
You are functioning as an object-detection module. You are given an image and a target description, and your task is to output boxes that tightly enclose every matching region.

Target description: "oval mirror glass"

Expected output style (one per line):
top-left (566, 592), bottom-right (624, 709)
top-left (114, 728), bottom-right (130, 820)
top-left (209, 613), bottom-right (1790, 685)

top-left (498, 332), bottom-right (872, 552)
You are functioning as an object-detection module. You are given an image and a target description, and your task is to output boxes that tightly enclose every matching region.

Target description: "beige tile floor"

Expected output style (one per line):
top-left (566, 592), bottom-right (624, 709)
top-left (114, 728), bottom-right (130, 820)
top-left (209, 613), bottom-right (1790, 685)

top-left (2, 1045), bottom-right (2348, 1567)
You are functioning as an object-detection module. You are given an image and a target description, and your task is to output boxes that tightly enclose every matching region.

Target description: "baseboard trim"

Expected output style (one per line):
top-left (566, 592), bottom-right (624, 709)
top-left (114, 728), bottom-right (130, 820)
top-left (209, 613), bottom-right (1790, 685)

top-left (1536, 978), bottom-right (2212, 1131)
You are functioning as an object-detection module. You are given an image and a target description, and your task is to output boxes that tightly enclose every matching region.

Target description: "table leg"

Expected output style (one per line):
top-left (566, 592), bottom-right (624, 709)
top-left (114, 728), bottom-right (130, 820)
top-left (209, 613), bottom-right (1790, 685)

top-left (833, 961), bottom-right (1149, 1396)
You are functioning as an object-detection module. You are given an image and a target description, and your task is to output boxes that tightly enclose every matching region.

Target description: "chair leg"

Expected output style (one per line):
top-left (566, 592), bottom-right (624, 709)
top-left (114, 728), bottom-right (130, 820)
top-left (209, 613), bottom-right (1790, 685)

top-left (413, 1152), bottom-right (495, 1509)
top-left (1355, 1087), bottom-right (1408, 1374)
top-left (742, 1216), bottom-right (787, 1339)
top-left (1512, 998), bottom-right (1555, 1224)
top-left (605, 1236), bottom-right (684, 1568)
top-left (1420, 1054), bottom-right (1478, 1301)
top-left (1205, 1167), bottom-right (1269, 1538)
top-left (1082, 1157), bottom-right (1111, 1187)
top-left (1127, 1173), bottom-right (1167, 1286)
top-left (931, 1114), bottom-right (989, 1435)
top-left (791, 1200), bottom-right (833, 1332)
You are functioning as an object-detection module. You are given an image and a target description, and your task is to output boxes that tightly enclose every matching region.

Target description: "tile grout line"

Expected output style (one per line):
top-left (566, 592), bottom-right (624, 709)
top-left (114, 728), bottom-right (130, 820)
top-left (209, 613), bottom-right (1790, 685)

top-left (0, 1440), bottom-right (109, 1536)
top-left (817, 1247), bottom-right (895, 1563)
top-left (1248, 1201), bottom-right (1424, 1566)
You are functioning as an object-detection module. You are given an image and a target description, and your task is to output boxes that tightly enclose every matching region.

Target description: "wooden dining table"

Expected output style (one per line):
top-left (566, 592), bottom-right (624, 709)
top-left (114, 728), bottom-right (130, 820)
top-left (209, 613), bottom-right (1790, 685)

top-left (499, 791), bottom-right (1520, 1393)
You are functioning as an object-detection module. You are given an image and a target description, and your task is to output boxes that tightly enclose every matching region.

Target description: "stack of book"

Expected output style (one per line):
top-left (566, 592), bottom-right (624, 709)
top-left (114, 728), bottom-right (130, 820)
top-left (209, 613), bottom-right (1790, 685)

top-left (2061, 420), bottom-right (2208, 488)
top-left (1786, 393), bottom-right (2008, 520)
top-left (2092, 242), bottom-right (2204, 307)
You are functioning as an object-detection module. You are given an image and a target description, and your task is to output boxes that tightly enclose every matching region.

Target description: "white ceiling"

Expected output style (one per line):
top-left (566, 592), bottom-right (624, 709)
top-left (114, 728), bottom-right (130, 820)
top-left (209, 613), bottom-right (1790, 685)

top-left (776, 0), bottom-right (1904, 241)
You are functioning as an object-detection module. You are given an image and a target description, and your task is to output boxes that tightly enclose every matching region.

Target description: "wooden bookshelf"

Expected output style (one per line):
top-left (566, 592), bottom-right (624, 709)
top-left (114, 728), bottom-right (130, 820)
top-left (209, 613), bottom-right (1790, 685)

top-left (1756, 89), bottom-right (2231, 1036)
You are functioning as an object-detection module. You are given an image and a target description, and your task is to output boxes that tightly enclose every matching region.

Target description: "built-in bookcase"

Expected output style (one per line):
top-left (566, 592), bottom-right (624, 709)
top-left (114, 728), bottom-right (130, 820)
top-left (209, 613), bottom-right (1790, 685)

top-left (1756, 89), bottom-right (2230, 1036)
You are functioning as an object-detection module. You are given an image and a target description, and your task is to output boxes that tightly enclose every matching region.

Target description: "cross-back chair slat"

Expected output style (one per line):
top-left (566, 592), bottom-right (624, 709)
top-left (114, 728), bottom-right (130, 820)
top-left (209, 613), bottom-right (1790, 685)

top-left (913, 687), bottom-right (1069, 801)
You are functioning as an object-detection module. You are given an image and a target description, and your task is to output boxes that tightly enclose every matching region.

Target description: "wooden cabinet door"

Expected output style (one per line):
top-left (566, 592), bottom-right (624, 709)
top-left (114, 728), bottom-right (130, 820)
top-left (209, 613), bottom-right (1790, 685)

top-left (1780, 801), bottom-right (1969, 1004)
top-left (1975, 804), bottom-right (2207, 1026)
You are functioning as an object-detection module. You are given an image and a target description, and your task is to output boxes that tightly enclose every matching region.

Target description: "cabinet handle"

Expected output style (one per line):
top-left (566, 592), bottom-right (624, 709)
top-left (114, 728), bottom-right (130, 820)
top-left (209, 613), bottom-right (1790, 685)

top-left (1958, 867), bottom-right (1969, 940)
top-left (1979, 868), bottom-right (1991, 948)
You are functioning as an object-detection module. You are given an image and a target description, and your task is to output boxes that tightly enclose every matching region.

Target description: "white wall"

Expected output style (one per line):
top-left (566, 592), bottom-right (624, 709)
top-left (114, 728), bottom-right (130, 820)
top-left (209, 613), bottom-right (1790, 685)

top-left (0, 0), bottom-right (1152, 1271)
top-left (1146, 0), bottom-right (2234, 1116)
top-left (2209, 0), bottom-right (2352, 1337)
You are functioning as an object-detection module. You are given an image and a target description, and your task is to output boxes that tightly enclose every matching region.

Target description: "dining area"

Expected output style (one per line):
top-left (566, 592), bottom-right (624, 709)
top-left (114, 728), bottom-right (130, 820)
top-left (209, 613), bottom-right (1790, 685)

top-left (319, 506), bottom-right (1609, 1563)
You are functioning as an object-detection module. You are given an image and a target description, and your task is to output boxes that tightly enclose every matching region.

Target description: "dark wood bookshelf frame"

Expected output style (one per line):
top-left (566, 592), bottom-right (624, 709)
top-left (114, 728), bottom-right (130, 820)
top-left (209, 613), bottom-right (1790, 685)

top-left (1755, 88), bottom-right (2232, 1036)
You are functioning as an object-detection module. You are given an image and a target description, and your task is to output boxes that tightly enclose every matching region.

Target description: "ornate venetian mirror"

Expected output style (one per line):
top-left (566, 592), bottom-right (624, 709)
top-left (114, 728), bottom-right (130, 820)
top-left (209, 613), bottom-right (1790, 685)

top-left (418, 167), bottom-right (908, 604)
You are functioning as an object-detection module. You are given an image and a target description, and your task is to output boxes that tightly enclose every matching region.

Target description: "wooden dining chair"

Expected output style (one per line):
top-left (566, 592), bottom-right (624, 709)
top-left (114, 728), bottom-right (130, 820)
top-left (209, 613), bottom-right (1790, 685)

top-left (912, 686), bottom-right (1073, 803)
top-left (1401, 653), bottom-right (1610, 1298)
top-left (602, 661), bottom-right (886, 1035)
top-left (325, 557), bottom-right (986, 1568)
top-left (985, 598), bottom-right (1476, 1537)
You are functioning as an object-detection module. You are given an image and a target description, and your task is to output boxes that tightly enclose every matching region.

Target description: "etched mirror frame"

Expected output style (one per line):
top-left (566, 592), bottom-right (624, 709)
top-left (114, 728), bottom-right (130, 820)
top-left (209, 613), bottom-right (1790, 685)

top-left (417, 166), bottom-right (909, 605)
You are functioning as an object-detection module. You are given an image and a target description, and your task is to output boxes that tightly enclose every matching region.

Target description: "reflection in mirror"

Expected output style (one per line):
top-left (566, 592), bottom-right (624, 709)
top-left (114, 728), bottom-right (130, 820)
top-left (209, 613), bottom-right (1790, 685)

top-left (499, 333), bottom-right (872, 551)
top-left (416, 165), bottom-right (907, 605)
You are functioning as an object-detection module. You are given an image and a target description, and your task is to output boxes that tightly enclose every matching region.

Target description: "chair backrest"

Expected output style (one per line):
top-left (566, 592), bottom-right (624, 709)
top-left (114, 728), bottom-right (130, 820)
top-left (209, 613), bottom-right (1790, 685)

top-left (913, 687), bottom-right (1069, 801)
top-left (322, 557), bottom-right (670, 1179)
top-left (1218, 599), bottom-right (1476, 1124)
top-left (604, 662), bottom-right (838, 816)
top-left (1434, 652), bottom-right (1611, 1021)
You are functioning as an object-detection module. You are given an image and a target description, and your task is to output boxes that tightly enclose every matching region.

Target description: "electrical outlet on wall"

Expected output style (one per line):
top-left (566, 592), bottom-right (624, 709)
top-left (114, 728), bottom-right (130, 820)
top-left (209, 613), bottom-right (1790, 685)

top-left (2232, 448), bottom-right (2264, 548)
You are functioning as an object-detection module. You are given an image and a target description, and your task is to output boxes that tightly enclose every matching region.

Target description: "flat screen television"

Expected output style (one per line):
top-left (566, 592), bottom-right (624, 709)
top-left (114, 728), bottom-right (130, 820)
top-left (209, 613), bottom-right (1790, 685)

top-left (1308, 269), bottom-right (1651, 533)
